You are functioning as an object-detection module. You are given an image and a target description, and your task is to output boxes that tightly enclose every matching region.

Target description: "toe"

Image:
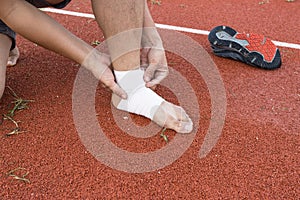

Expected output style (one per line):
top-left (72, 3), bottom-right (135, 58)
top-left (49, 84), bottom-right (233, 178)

top-left (155, 102), bottom-right (194, 134)
top-left (171, 117), bottom-right (193, 134)
top-left (175, 106), bottom-right (190, 123)
top-left (7, 47), bottom-right (20, 67)
top-left (165, 114), bottom-right (193, 134)
top-left (179, 119), bottom-right (193, 133)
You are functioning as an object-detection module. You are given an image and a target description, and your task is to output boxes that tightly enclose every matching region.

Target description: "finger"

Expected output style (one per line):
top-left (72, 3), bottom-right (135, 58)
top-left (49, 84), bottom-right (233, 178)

top-left (140, 48), bottom-right (150, 67)
top-left (143, 63), bottom-right (156, 82)
top-left (99, 71), bottom-right (128, 99)
top-left (108, 82), bottom-right (128, 99)
top-left (145, 66), bottom-right (169, 87)
top-left (145, 79), bottom-right (161, 88)
top-left (150, 85), bottom-right (157, 91)
top-left (145, 72), bottom-right (168, 88)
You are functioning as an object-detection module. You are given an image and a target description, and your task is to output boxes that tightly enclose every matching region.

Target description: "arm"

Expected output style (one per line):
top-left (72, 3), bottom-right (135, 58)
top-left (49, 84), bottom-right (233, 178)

top-left (0, 0), bottom-right (90, 64)
top-left (0, 0), bottom-right (127, 98)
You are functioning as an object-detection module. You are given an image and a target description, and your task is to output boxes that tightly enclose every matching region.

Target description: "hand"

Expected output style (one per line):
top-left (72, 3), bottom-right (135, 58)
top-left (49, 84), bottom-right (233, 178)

top-left (82, 50), bottom-right (127, 99)
top-left (140, 47), bottom-right (169, 88)
top-left (100, 66), bottom-right (128, 99)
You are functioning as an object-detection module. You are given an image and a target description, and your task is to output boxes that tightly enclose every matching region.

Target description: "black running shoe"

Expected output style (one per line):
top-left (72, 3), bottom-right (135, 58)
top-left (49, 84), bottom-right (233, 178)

top-left (208, 25), bottom-right (282, 69)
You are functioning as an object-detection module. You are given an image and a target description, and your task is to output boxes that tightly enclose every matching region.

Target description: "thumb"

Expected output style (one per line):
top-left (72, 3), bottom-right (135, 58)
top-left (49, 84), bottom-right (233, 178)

top-left (140, 48), bottom-right (150, 68)
top-left (108, 82), bottom-right (128, 99)
top-left (110, 83), bottom-right (127, 99)
top-left (143, 63), bottom-right (156, 83)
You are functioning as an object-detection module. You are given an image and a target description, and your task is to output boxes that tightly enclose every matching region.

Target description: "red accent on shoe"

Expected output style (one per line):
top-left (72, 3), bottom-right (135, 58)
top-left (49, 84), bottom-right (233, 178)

top-left (236, 33), bottom-right (277, 62)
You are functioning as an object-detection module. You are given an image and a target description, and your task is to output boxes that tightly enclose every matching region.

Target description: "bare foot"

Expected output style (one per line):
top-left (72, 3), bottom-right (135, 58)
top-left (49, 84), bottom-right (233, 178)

top-left (111, 93), bottom-right (193, 134)
top-left (7, 47), bottom-right (19, 66)
top-left (112, 68), bottom-right (193, 133)
top-left (153, 101), bottom-right (193, 134)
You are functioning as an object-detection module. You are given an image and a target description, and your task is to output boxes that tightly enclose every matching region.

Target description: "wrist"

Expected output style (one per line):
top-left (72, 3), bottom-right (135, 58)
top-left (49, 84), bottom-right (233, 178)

top-left (142, 27), bottom-right (163, 49)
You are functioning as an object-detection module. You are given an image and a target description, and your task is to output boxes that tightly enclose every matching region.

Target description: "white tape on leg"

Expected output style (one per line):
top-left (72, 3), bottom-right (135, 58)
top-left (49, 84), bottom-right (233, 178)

top-left (114, 68), bottom-right (164, 120)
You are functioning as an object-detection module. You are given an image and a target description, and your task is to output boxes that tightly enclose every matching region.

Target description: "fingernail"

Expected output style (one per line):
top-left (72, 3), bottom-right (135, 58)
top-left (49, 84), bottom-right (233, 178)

top-left (184, 122), bottom-right (193, 133)
top-left (121, 94), bottom-right (127, 99)
top-left (146, 83), bottom-right (153, 88)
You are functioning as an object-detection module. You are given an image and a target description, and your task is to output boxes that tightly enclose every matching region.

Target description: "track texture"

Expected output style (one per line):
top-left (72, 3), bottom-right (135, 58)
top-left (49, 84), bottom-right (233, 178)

top-left (1, 0), bottom-right (299, 199)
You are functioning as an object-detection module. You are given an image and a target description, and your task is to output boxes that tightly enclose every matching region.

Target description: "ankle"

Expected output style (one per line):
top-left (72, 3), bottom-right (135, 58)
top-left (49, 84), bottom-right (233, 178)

top-left (113, 68), bottom-right (164, 119)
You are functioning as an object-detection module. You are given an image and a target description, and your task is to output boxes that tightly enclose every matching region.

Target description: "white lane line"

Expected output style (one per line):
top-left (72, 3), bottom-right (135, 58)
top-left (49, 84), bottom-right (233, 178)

top-left (273, 41), bottom-right (300, 50)
top-left (41, 8), bottom-right (300, 50)
top-left (155, 23), bottom-right (210, 35)
top-left (41, 8), bottom-right (95, 18)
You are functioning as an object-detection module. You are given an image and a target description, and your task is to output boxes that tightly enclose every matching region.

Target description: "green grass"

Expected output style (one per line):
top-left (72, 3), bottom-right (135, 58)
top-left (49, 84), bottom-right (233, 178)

top-left (149, 0), bottom-right (162, 6)
top-left (2, 86), bottom-right (33, 136)
top-left (160, 127), bottom-right (169, 143)
top-left (5, 86), bottom-right (33, 118)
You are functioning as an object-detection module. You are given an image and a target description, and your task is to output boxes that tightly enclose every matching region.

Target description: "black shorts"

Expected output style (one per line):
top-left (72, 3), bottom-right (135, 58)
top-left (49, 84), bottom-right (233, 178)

top-left (26, 0), bottom-right (71, 9)
top-left (0, 0), bottom-right (71, 50)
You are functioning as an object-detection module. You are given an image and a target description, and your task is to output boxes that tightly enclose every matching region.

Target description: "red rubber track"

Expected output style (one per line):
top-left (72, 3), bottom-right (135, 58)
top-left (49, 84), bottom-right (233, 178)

top-left (1, 0), bottom-right (299, 199)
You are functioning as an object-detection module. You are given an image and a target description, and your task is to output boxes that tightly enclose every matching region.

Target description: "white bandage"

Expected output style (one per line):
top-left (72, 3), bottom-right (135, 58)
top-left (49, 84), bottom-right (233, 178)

top-left (114, 68), bottom-right (164, 120)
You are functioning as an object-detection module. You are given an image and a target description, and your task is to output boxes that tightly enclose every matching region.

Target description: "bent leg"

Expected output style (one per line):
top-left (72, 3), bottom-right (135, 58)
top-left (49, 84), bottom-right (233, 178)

top-left (0, 19), bottom-right (19, 66)
top-left (0, 33), bottom-right (12, 99)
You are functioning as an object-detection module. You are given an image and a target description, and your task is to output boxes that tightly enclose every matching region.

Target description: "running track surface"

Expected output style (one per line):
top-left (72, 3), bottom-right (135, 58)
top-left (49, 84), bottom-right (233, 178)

top-left (1, 0), bottom-right (299, 199)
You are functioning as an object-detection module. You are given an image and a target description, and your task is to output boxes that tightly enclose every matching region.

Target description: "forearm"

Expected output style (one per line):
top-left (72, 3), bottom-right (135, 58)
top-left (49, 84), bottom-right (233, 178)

top-left (142, 2), bottom-right (162, 48)
top-left (144, 1), bottom-right (155, 28)
top-left (0, 0), bottom-right (92, 64)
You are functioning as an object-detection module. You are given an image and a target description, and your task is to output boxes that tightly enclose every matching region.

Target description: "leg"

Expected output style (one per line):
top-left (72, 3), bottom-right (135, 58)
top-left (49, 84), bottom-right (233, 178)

top-left (91, 0), bottom-right (193, 133)
top-left (0, 33), bottom-right (11, 99)
top-left (0, 19), bottom-right (19, 67)
top-left (0, 17), bottom-right (16, 99)
top-left (91, 0), bottom-right (144, 71)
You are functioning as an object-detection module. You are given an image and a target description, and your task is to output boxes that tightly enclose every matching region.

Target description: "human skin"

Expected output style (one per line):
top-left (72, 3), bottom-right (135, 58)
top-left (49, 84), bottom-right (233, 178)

top-left (0, 34), bottom-right (11, 99)
top-left (92, 0), bottom-right (192, 133)
top-left (0, 0), bottom-right (193, 133)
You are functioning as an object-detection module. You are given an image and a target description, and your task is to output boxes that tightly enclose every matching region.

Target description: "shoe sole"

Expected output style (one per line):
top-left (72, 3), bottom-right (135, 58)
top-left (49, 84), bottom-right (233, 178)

top-left (208, 25), bottom-right (282, 69)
